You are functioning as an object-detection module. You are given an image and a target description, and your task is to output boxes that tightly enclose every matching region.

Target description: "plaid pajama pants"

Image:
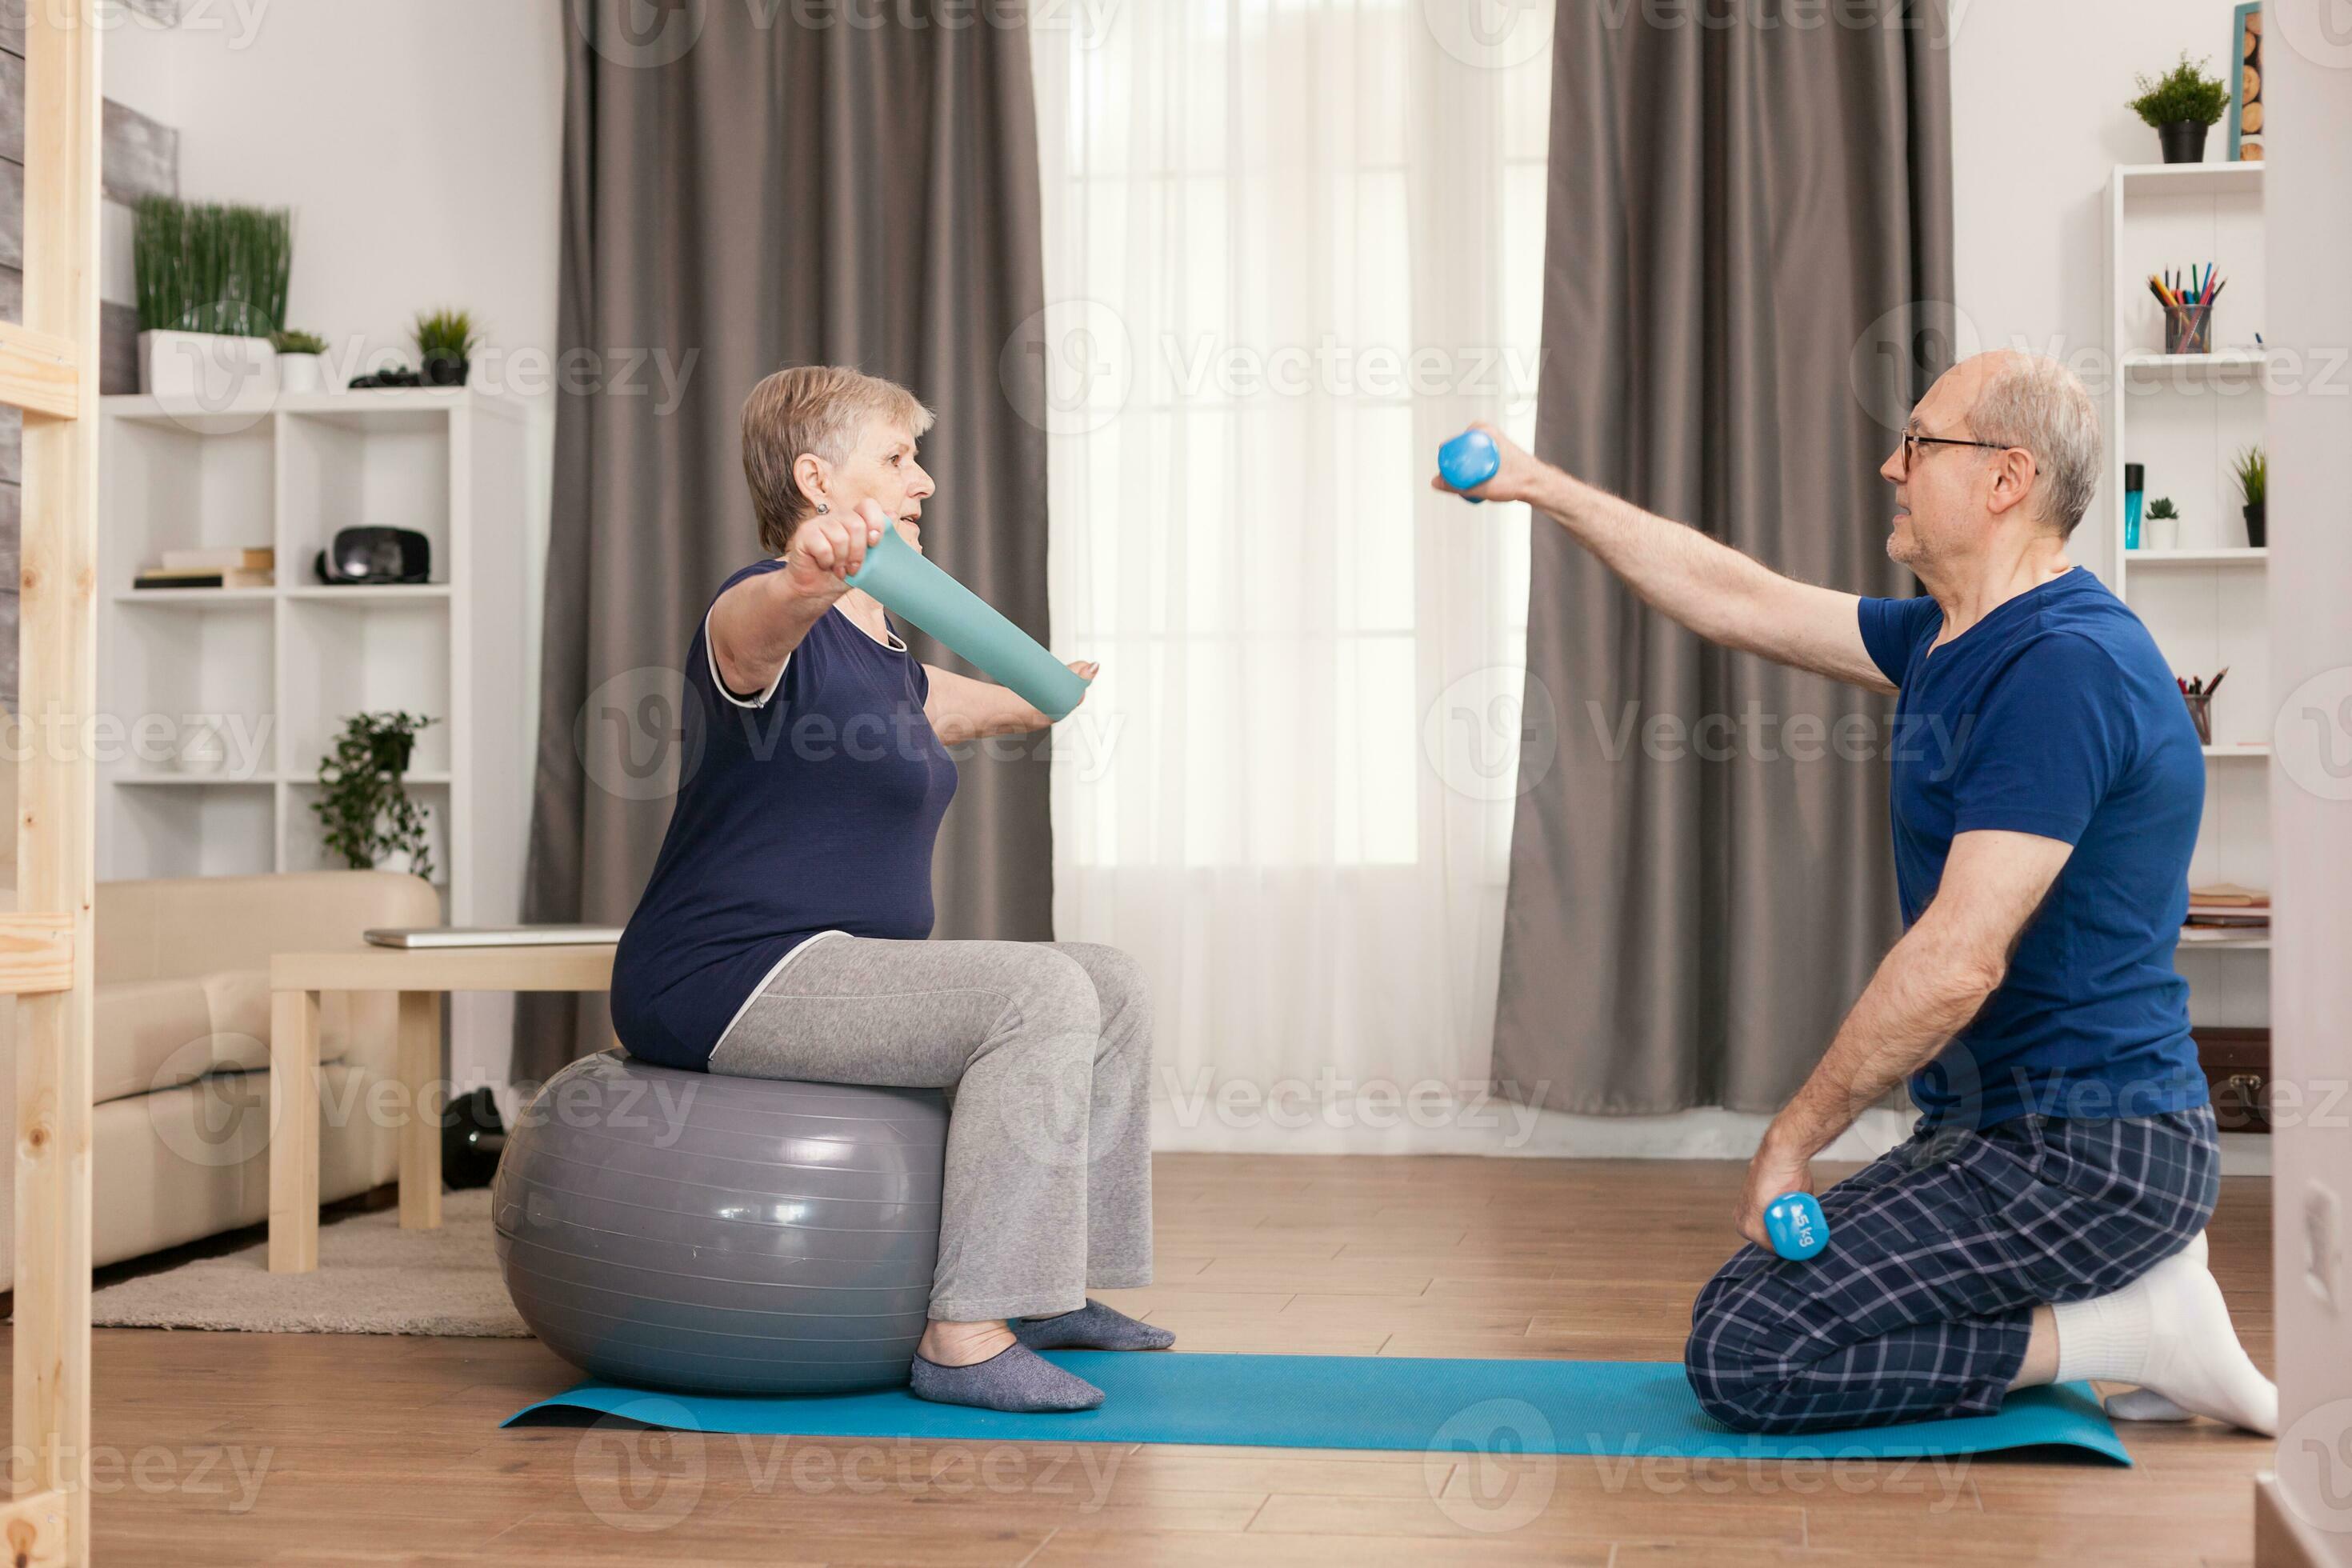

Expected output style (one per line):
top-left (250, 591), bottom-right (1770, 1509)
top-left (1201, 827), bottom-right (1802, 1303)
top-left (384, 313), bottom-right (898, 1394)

top-left (1684, 1105), bottom-right (2220, 1434)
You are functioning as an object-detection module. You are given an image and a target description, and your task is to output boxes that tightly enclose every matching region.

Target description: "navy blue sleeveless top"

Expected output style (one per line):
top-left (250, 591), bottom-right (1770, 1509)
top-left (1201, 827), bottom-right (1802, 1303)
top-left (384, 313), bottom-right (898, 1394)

top-left (610, 559), bottom-right (958, 1069)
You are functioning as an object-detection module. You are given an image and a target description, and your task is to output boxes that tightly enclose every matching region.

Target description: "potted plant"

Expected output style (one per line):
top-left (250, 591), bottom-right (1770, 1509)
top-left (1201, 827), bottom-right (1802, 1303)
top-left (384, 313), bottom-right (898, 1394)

top-left (2232, 444), bottom-right (2266, 548)
top-left (2144, 495), bottom-right (2182, 551)
top-left (271, 329), bottom-right (332, 394)
top-left (2128, 53), bottom-right (2231, 165)
top-left (133, 197), bottom-right (293, 402)
top-left (313, 711), bottom-right (438, 880)
top-left (413, 308), bottom-right (482, 387)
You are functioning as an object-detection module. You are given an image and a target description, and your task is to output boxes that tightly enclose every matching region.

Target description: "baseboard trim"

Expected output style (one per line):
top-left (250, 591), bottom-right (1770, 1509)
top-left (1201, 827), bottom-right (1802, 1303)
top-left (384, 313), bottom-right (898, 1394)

top-left (1148, 1100), bottom-right (1914, 1160)
top-left (2257, 1472), bottom-right (2341, 1568)
top-left (1145, 1100), bottom-right (2283, 1168)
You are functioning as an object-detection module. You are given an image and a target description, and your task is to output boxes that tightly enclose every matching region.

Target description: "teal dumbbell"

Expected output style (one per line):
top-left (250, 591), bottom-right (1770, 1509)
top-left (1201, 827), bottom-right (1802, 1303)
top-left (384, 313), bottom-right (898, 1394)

top-left (845, 524), bottom-right (1089, 722)
top-left (1763, 1192), bottom-right (1829, 1261)
top-left (1438, 429), bottom-right (1501, 503)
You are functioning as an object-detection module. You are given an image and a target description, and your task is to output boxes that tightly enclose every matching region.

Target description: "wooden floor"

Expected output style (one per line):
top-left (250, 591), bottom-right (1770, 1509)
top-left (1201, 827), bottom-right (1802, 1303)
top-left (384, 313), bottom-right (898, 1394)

top-left (6, 1155), bottom-right (2274, 1566)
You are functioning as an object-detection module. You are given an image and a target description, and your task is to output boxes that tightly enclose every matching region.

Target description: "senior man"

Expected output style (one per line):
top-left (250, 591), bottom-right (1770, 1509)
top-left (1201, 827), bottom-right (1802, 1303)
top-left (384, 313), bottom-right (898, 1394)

top-left (1438, 351), bottom-right (2274, 1435)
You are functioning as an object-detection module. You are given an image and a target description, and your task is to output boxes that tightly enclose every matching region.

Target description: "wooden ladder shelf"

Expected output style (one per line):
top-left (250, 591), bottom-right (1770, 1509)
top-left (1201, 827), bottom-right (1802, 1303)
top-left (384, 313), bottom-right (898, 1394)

top-left (6, 2), bottom-right (104, 1564)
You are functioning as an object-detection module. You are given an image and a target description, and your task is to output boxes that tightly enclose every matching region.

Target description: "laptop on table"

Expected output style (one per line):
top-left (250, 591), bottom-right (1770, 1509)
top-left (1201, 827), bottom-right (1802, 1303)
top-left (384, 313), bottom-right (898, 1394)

top-left (362, 925), bottom-right (625, 950)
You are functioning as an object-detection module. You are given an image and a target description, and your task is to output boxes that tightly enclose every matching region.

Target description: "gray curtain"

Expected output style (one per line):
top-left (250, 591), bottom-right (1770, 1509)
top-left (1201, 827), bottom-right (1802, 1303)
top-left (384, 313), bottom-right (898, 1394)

top-left (1490, 1), bottom-right (1954, 1114)
top-left (518, 2), bottom-right (1053, 1086)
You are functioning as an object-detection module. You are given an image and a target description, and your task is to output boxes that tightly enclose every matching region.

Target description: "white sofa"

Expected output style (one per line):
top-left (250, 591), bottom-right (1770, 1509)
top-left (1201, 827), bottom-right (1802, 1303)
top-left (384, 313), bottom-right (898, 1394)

top-left (1, 842), bottom-right (437, 1287)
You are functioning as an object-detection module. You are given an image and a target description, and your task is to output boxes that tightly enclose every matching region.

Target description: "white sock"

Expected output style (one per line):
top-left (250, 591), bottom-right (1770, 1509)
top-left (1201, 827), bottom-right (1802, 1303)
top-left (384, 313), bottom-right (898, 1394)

top-left (2061, 1234), bottom-right (2206, 1388)
top-left (2103, 1385), bottom-right (2194, 1422)
top-left (2054, 1233), bottom-right (2274, 1435)
top-left (2102, 1236), bottom-right (2203, 1423)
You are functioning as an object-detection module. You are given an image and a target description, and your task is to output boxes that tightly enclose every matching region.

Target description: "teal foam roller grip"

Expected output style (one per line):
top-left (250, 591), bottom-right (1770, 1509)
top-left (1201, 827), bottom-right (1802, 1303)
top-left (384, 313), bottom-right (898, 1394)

top-left (1438, 428), bottom-right (1501, 504)
top-left (844, 526), bottom-right (1089, 722)
top-left (1764, 1191), bottom-right (1829, 1261)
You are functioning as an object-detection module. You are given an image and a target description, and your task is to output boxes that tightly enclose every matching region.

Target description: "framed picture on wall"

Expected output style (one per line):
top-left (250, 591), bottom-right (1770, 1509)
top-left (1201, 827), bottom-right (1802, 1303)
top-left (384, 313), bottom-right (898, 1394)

top-left (2229, 2), bottom-right (2264, 161)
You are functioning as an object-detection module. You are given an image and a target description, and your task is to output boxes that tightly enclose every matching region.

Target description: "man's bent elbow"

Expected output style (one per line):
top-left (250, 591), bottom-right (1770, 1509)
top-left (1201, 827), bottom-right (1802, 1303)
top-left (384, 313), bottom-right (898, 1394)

top-left (1929, 954), bottom-right (2009, 1036)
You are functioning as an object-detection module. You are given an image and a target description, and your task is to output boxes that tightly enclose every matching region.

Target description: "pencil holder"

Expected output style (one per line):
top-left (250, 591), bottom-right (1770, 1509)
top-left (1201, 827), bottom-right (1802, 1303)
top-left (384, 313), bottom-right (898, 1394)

top-left (2182, 692), bottom-right (2214, 746)
top-left (2164, 302), bottom-right (2214, 356)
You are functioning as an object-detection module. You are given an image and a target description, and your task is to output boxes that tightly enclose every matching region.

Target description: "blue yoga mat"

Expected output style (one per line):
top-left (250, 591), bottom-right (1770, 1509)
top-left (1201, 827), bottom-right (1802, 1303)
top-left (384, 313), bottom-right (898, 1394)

top-left (506, 1354), bottom-right (2128, 1464)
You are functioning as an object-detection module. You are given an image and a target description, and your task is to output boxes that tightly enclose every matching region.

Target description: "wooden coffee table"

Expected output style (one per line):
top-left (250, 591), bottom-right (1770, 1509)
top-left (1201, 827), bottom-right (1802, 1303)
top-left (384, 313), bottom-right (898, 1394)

top-left (267, 942), bottom-right (617, 1273)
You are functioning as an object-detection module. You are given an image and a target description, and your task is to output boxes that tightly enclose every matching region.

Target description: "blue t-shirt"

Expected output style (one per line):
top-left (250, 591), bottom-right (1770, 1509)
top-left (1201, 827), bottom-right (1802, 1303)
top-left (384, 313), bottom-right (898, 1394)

top-left (1856, 568), bottom-right (2208, 1130)
top-left (610, 560), bottom-right (958, 1069)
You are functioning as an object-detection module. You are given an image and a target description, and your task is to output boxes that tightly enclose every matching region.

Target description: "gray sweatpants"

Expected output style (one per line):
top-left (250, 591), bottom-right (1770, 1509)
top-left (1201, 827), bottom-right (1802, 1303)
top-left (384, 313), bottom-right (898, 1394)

top-left (711, 936), bottom-right (1154, 1323)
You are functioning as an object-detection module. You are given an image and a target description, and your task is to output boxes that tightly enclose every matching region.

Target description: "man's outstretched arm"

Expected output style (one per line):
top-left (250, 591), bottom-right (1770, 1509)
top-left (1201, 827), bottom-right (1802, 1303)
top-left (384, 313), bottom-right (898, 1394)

top-left (1731, 829), bottom-right (2075, 1248)
top-left (1436, 422), bottom-right (1894, 693)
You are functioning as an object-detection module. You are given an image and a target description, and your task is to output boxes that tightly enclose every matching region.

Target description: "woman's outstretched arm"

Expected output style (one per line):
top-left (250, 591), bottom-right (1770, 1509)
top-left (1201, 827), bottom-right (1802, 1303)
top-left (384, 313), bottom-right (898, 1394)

top-left (709, 499), bottom-right (892, 697)
top-left (923, 660), bottom-right (1099, 746)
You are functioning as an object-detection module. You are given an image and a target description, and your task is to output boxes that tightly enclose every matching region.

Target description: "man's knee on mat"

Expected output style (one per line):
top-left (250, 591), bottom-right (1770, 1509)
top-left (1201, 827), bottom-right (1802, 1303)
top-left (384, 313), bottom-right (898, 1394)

top-left (1682, 1272), bottom-right (1809, 1434)
top-left (1682, 1339), bottom-right (1790, 1434)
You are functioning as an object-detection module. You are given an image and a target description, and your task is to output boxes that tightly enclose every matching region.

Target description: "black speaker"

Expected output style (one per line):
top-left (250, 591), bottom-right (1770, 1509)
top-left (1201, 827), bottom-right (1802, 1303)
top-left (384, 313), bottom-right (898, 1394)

top-left (441, 1086), bottom-right (507, 1190)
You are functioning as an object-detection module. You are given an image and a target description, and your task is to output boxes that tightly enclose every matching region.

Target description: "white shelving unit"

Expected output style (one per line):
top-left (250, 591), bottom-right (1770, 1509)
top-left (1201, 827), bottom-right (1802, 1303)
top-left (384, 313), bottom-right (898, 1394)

top-left (98, 386), bottom-right (534, 1087)
top-left (2104, 161), bottom-right (2268, 1034)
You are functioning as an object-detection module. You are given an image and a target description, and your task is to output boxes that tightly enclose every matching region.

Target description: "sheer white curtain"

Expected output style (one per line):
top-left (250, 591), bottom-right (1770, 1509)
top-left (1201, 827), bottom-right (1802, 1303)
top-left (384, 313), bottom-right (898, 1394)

top-left (1030, 2), bottom-right (1553, 1120)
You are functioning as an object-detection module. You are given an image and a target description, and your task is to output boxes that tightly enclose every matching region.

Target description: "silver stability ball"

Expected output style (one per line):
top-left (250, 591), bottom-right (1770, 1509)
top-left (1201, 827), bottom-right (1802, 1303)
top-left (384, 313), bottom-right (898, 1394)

top-left (493, 1050), bottom-right (947, 1394)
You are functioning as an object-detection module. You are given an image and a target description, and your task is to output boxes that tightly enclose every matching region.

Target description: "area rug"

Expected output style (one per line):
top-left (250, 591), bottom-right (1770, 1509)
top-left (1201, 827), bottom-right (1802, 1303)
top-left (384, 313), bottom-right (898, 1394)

top-left (82, 1187), bottom-right (527, 1337)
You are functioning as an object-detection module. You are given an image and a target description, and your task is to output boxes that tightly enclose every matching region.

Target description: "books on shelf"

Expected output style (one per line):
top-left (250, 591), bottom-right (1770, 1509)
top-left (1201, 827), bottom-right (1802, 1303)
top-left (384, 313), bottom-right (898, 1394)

top-left (161, 546), bottom-right (274, 572)
top-left (134, 546), bottom-right (274, 591)
top-left (2182, 882), bottom-right (2269, 943)
top-left (134, 568), bottom-right (274, 590)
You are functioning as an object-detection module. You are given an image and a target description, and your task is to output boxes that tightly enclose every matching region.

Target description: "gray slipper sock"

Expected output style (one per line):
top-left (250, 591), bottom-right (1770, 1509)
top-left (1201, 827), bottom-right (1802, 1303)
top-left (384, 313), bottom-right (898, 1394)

top-left (908, 1342), bottom-right (1105, 1413)
top-left (1013, 1298), bottom-right (1176, 1352)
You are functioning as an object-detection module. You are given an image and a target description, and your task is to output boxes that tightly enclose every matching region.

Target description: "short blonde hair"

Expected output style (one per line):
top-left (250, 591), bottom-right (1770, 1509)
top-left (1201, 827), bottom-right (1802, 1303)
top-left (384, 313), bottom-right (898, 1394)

top-left (740, 366), bottom-right (934, 554)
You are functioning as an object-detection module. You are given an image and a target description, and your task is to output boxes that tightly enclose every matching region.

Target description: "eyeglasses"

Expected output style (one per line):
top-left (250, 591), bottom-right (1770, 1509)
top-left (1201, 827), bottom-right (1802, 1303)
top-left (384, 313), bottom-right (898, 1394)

top-left (1899, 430), bottom-right (2013, 476)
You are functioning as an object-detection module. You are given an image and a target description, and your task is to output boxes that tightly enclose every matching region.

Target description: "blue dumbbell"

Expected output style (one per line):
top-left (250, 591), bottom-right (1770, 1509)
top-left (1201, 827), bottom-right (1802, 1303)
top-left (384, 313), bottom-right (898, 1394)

top-left (1763, 1191), bottom-right (1829, 1261)
top-left (1438, 428), bottom-right (1501, 502)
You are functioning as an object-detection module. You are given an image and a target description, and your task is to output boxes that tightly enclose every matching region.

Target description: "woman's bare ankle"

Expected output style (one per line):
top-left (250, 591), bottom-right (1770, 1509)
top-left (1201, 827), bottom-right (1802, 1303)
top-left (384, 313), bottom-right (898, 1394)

top-left (919, 1319), bottom-right (1017, 1367)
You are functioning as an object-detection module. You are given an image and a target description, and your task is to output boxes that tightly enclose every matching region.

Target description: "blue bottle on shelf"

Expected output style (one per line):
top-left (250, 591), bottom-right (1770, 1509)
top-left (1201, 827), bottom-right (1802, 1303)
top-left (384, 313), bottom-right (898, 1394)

top-left (2124, 462), bottom-right (2145, 551)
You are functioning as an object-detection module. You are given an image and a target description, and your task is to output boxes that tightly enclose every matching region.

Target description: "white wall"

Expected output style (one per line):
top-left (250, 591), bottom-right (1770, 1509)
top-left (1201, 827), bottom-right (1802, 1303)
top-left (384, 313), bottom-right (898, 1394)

top-left (104, 4), bottom-right (564, 387)
top-left (1950, 0), bottom-right (2250, 586)
top-left (105, 2), bottom-right (566, 1089)
top-left (2264, 2), bottom-right (2352, 1555)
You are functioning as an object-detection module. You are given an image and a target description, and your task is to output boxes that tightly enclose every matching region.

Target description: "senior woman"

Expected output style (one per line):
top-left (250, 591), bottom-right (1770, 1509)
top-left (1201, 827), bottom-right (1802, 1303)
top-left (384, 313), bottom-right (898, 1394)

top-left (610, 365), bottom-right (1163, 1414)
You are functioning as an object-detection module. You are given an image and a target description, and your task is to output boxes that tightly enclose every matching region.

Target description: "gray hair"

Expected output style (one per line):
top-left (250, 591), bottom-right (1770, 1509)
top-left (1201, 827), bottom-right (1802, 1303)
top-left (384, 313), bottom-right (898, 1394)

top-left (741, 365), bottom-right (935, 554)
top-left (1968, 353), bottom-right (2102, 537)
